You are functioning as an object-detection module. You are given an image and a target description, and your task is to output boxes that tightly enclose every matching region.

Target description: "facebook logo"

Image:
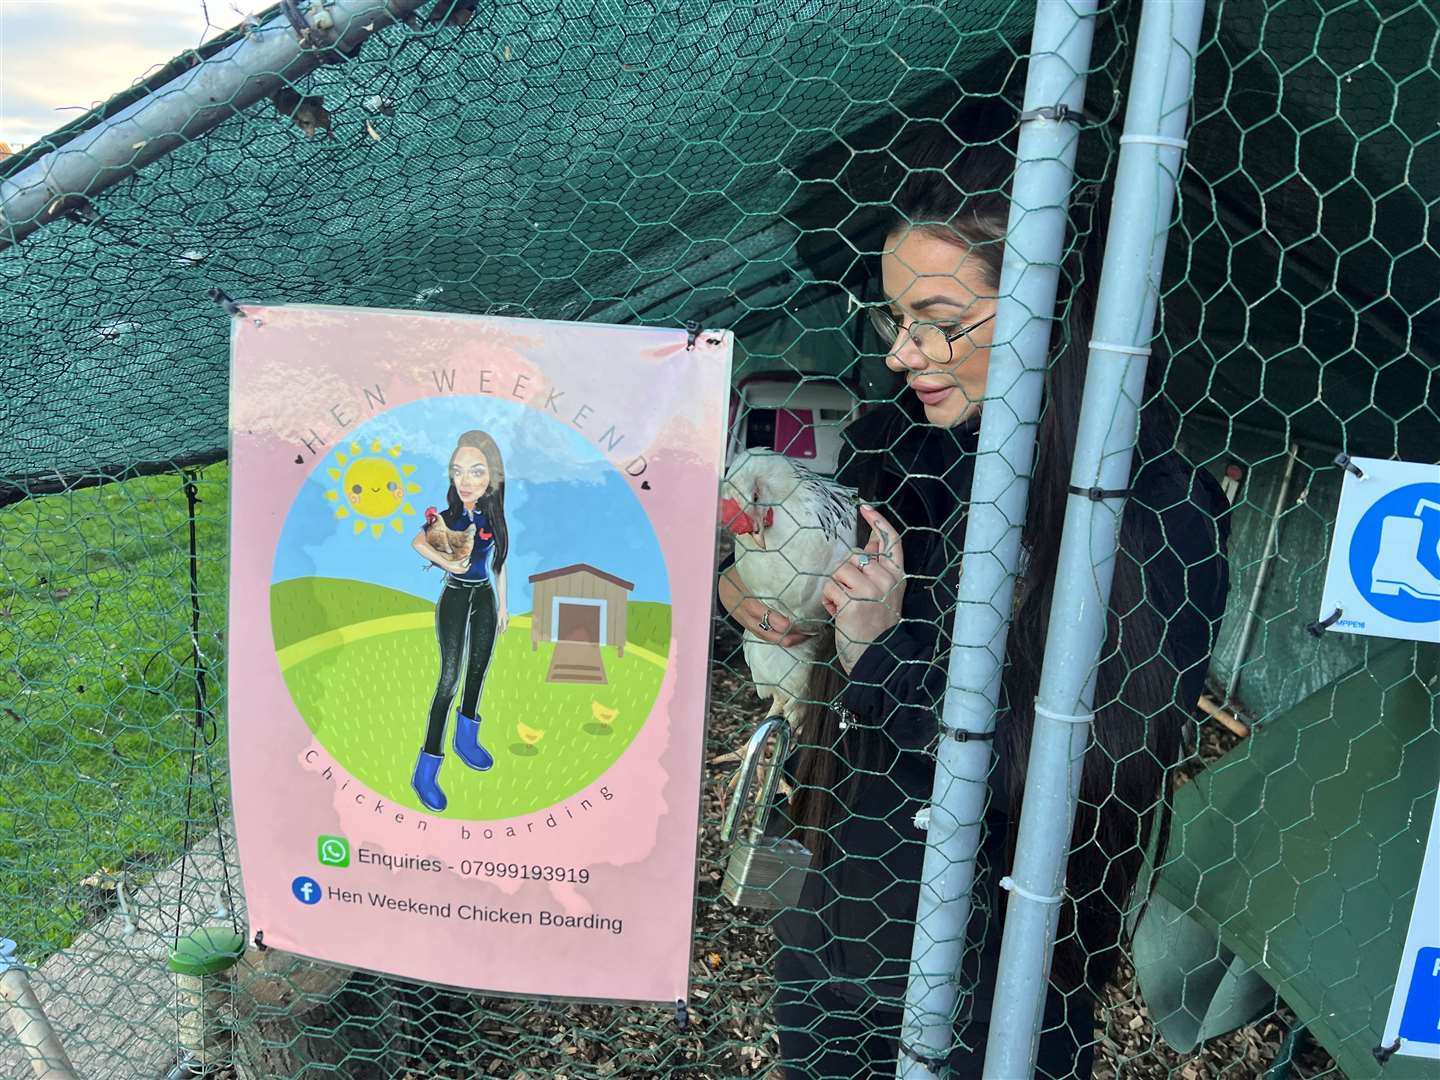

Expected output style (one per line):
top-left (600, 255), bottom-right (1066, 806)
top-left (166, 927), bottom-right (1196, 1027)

top-left (291, 875), bottom-right (323, 906)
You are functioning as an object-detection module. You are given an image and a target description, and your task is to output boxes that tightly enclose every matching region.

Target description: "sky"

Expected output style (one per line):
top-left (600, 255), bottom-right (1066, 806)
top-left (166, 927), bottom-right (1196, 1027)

top-left (271, 395), bottom-right (671, 612)
top-left (0, 0), bottom-right (243, 147)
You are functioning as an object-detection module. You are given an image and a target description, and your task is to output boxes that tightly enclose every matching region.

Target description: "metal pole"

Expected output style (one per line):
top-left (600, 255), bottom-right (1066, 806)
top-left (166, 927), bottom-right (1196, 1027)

top-left (1227, 441), bottom-right (1300, 700)
top-left (982, 2), bottom-right (1207, 1077)
top-left (0, 0), bottom-right (431, 250)
top-left (896, 3), bottom-right (1101, 1075)
top-left (0, 940), bottom-right (79, 1080)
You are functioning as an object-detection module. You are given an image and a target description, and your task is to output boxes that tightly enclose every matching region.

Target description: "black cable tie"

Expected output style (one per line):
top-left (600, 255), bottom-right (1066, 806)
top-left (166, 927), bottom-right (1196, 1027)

top-left (943, 727), bottom-right (996, 744)
top-left (1334, 452), bottom-right (1366, 480)
top-left (898, 1041), bottom-right (948, 1071)
top-left (685, 320), bottom-right (701, 351)
top-left (252, 930), bottom-right (268, 951)
top-left (279, 0), bottom-right (308, 36)
top-left (1068, 484), bottom-right (1133, 501)
top-left (673, 998), bottom-right (689, 1031)
top-left (64, 198), bottom-right (98, 225)
top-left (1373, 1038), bottom-right (1401, 1064)
top-left (1307, 607), bottom-right (1343, 638)
top-left (209, 288), bottom-right (242, 317)
top-left (1019, 103), bottom-right (1092, 126)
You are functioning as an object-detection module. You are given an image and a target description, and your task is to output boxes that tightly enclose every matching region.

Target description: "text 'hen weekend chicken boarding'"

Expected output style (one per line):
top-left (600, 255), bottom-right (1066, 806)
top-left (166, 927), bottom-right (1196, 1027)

top-left (226, 305), bottom-right (731, 1002)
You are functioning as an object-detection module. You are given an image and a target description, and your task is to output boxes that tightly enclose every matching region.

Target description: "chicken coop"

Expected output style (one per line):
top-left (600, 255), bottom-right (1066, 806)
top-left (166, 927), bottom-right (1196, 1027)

top-left (528, 564), bottom-right (634, 684)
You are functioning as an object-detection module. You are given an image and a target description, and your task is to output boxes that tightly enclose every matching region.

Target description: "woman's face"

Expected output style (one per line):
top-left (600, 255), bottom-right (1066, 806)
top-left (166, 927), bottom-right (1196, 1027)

top-left (450, 447), bottom-right (491, 503)
top-left (879, 227), bottom-right (998, 429)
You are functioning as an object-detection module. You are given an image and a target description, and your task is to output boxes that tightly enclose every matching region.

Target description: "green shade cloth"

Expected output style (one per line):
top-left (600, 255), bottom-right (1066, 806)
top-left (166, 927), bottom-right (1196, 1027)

top-left (1138, 640), bottom-right (1440, 1079)
top-left (2, 3), bottom-right (1436, 503)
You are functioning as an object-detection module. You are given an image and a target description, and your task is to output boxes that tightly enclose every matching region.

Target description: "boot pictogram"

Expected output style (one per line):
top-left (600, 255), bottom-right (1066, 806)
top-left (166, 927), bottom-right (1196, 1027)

top-left (1370, 498), bottom-right (1440, 601)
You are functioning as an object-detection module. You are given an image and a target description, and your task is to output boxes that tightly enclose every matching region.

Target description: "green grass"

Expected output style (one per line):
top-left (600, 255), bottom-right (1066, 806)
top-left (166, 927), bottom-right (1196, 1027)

top-left (274, 580), bottom-right (670, 819)
top-left (627, 601), bottom-right (672, 655)
top-left (0, 476), bottom-right (673, 959)
top-left (0, 467), bottom-right (231, 960)
top-left (270, 576), bottom-right (433, 650)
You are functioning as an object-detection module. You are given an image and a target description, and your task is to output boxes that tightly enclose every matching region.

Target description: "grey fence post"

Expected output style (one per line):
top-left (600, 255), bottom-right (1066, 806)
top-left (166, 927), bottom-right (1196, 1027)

top-left (895, 3), bottom-right (1101, 1076)
top-left (0, 940), bottom-right (79, 1080)
top-left (981, 2), bottom-right (1207, 1077)
top-left (0, 0), bottom-right (431, 251)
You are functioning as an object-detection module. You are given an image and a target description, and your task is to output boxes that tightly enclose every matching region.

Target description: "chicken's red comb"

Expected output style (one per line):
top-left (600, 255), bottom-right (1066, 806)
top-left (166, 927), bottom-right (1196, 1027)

top-left (424, 505), bottom-right (438, 520)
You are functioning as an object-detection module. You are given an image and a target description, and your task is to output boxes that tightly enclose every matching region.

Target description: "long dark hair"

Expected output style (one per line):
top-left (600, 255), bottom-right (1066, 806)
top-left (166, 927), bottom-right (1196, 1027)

top-left (799, 119), bottom-right (1188, 997)
top-left (444, 429), bottom-right (510, 576)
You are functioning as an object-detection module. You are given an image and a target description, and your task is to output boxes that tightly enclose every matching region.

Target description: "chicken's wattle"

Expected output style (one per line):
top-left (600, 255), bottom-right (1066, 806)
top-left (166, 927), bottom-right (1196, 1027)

top-left (719, 497), bottom-right (755, 535)
top-left (719, 497), bottom-right (775, 535)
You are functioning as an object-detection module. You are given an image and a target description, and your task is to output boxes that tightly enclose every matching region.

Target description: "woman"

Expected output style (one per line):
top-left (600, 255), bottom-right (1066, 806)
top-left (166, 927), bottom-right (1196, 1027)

top-left (411, 429), bottom-right (511, 812)
top-left (719, 124), bottom-right (1230, 1077)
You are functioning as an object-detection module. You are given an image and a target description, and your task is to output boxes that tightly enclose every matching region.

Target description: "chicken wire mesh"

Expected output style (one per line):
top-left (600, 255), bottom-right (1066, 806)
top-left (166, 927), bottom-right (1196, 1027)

top-left (0, 0), bottom-right (1437, 1078)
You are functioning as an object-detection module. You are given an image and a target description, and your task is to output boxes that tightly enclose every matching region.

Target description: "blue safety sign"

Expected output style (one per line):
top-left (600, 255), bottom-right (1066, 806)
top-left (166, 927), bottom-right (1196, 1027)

top-left (1320, 458), bottom-right (1440, 644)
top-left (1383, 796), bottom-right (1440, 1060)
top-left (1400, 948), bottom-right (1440, 1045)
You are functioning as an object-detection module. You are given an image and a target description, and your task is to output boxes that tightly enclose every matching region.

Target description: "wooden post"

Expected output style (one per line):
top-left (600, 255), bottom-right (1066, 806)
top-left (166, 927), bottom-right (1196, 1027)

top-left (1198, 693), bottom-right (1250, 738)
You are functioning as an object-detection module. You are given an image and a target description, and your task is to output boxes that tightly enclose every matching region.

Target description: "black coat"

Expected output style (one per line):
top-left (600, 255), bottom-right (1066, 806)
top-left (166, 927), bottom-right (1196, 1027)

top-left (772, 403), bottom-right (1231, 1011)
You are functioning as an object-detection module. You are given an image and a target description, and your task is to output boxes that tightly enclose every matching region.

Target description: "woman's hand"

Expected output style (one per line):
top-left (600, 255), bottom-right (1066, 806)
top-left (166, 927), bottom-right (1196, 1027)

top-left (497, 608), bottom-right (510, 634)
top-left (717, 566), bottom-right (812, 647)
top-left (823, 505), bottom-right (906, 674)
top-left (444, 557), bottom-right (471, 575)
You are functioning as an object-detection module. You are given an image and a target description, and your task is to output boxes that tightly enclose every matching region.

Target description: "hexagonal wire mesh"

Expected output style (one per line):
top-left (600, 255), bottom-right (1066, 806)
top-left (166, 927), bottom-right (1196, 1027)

top-left (0, 0), bottom-right (1436, 1077)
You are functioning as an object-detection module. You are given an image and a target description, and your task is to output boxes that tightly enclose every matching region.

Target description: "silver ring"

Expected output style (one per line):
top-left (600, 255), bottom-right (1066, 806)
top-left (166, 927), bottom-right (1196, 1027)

top-left (758, 609), bottom-right (773, 632)
top-left (857, 553), bottom-right (873, 568)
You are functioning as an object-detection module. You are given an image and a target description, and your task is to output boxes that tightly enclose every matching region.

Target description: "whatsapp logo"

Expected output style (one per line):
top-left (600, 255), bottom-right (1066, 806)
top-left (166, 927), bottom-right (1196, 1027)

top-left (317, 835), bottom-right (350, 868)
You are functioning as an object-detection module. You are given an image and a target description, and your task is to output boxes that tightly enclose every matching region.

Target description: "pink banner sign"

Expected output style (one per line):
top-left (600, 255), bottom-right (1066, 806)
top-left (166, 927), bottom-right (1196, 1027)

top-left (227, 305), bottom-right (731, 1002)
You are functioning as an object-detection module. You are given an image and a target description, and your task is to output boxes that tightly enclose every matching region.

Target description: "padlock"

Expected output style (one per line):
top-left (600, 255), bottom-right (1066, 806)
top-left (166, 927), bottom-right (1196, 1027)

top-left (720, 716), bottom-right (814, 909)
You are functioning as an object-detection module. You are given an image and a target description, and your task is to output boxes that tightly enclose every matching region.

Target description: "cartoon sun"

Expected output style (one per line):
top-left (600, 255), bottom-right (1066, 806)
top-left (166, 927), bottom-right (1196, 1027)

top-left (325, 440), bottom-right (422, 538)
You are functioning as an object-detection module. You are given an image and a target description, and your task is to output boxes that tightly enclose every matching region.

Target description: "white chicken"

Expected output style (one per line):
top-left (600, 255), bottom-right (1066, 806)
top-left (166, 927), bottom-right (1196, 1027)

top-left (720, 448), bottom-right (859, 739)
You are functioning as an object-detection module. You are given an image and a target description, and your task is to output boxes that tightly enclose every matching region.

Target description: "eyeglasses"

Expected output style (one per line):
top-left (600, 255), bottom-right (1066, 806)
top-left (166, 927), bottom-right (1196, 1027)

top-left (865, 306), bottom-right (996, 364)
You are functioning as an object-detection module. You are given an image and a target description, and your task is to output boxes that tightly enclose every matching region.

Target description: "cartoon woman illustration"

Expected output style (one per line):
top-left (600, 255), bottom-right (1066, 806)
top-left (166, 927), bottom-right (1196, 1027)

top-left (409, 430), bottom-right (511, 811)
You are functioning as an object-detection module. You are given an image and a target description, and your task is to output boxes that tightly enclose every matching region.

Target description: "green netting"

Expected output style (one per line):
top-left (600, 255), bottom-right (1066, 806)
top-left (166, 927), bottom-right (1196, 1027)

top-left (1, 0), bottom-right (1437, 1077)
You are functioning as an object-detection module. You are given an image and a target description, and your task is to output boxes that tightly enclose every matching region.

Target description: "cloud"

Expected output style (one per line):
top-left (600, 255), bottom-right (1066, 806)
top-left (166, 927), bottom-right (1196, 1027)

top-left (272, 400), bottom-right (670, 610)
top-left (362, 399), bottom-right (615, 489)
top-left (0, 0), bottom-right (241, 145)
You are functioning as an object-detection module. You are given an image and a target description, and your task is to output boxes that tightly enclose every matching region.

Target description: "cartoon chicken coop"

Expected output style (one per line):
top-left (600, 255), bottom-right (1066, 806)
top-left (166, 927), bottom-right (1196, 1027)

top-left (528, 564), bottom-right (634, 684)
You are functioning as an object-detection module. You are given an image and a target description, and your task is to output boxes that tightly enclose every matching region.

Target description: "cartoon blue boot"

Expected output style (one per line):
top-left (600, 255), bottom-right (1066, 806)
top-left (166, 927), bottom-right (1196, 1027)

top-left (411, 750), bottom-right (447, 812)
top-left (453, 713), bottom-right (494, 771)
